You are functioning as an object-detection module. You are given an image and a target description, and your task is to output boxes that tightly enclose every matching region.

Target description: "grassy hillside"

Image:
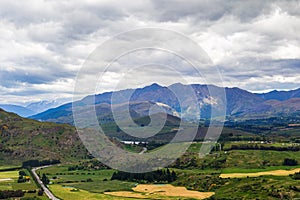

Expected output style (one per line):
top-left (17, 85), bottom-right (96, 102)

top-left (0, 109), bottom-right (89, 165)
top-left (0, 108), bottom-right (258, 164)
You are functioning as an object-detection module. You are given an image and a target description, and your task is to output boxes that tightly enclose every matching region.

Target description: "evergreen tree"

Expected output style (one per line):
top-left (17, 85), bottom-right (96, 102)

top-left (41, 174), bottom-right (49, 185)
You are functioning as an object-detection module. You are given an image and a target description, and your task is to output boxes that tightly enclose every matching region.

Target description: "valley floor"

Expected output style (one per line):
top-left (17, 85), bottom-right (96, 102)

top-left (1, 141), bottom-right (300, 200)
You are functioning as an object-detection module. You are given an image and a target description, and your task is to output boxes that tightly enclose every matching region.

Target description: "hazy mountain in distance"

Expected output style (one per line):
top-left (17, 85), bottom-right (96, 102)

top-left (257, 88), bottom-right (300, 101)
top-left (0, 100), bottom-right (66, 117)
top-left (0, 104), bottom-right (34, 117)
top-left (26, 100), bottom-right (66, 114)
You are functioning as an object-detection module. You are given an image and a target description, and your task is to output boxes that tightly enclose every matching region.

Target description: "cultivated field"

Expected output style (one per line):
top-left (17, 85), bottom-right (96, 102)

top-left (220, 168), bottom-right (300, 178)
top-left (0, 171), bottom-right (19, 179)
top-left (105, 184), bottom-right (215, 199)
top-left (0, 169), bottom-right (49, 199)
top-left (49, 184), bottom-right (132, 200)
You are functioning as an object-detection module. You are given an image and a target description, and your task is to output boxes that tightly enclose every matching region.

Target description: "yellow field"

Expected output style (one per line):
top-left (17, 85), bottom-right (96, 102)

top-left (105, 184), bottom-right (215, 199)
top-left (104, 191), bottom-right (148, 199)
top-left (220, 168), bottom-right (300, 178)
top-left (0, 171), bottom-right (19, 179)
top-left (49, 184), bottom-right (132, 200)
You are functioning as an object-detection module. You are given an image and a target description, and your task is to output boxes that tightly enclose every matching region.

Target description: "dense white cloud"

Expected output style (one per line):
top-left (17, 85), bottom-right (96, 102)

top-left (0, 0), bottom-right (299, 104)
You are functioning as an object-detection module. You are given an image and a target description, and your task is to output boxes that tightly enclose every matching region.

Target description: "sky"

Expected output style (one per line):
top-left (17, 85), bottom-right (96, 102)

top-left (0, 0), bottom-right (299, 105)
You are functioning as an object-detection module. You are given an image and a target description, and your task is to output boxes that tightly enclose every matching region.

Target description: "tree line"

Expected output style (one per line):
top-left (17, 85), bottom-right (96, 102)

top-left (22, 159), bottom-right (61, 168)
top-left (228, 144), bottom-right (300, 151)
top-left (0, 190), bottom-right (24, 199)
top-left (283, 158), bottom-right (298, 166)
top-left (111, 169), bottom-right (177, 183)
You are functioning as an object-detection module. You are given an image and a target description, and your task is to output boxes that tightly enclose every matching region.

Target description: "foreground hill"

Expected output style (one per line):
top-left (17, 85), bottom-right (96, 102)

top-left (0, 109), bottom-right (88, 165)
top-left (31, 83), bottom-right (300, 124)
top-left (0, 108), bottom-right (257, 165)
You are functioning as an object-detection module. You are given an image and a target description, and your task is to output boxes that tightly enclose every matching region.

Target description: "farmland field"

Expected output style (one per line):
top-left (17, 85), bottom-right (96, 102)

top-left (35, 142), bottom-right (300, 200)
top-left (0, 169), bottom-right (49, 199)
top-left (220, 167), bottom-right (300, 178)
top-left (49, 184), bottom-right (132, 200)
top-left (106, 184), bottom-right (215, 199)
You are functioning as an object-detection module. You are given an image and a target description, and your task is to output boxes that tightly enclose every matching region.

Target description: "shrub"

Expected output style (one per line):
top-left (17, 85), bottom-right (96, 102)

top-left (283, 158), bottom-right (298, 166)
top-left (37, 189), bottom-right (43, 196)
top-left (293, 172), bottom-right (300, 180)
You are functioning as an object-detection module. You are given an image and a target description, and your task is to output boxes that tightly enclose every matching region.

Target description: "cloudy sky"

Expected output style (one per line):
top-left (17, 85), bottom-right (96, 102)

top-left (0, 0), bottom-right (299, 105)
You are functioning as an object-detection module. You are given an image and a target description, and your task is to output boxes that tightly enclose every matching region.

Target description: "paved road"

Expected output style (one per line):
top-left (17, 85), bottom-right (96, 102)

top-left (31, 165), bottom-right (60, 200)
top-left (139, 147), bottom-right (147, 154)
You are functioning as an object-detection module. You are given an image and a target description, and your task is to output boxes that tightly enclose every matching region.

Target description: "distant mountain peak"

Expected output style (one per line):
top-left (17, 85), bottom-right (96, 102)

top-left (142, 83), bottom-right (163, 90)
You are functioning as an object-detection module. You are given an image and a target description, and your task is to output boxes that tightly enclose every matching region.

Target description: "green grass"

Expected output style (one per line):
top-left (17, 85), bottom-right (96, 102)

top-left (49, 184), bottom-right (133, 200)
top-left (39, 167), bottom-right (114, 181)
top-left (0, 167), bottom-right (36, 191)
top-left (223, 141), bottom-right (299, 150)
top-left (214, 176), bottom-right (300, 199)
top-left (172, 168), bottom-right (221, 175)
top-left (0, 170), bottom-right (19, 179)
top-left (0, 165), bottom-right (21, 170)
top-left (37, 164), bottom-right (72, 174)
top-left (0, 168), bottom-right (49, 199)
top-left (186, 142), bottom-right (203, 153)
top-left (67, 180), bottom-right (137, 193)
top-left (122, 144), bottom-right (143, 153)
top-left (11, 181), bottom-right (37, 190)
top-left (38, 167), bottom-right (136, 193)
top-left (225, 150), bottom-right (300, 168)
top-left (0, 182), bottom-right (13, 190)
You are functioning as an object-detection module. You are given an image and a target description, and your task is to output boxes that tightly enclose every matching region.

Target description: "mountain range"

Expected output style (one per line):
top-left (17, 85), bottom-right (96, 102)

top-left (30, 83), bottom-right (300, 124)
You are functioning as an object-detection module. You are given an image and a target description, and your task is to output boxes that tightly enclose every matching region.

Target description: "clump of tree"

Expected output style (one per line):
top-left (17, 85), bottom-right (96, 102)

top-left (41, 174), bottom-right (50, 185)
top-left (171, 153), bottom-right (226, 170)
top-left (68, 165), bottom-right (85, 171)
top-left (17, 170), bottom-right (28, 183)
top-left (37, 189), bottom-right (43, 196)
top-left (111, 169), bottom-right (177, 183)
top-left (229, 144), bottom-right (300, 151)
top-left (0, 190), bottom-right (24, 199)
top-left (292, 171), bottom-right (300, 180)
top-left (68, 160), bottom-right (110, 171)
top-left (283, 158), bottom-right (298, 166)
top-left (22, 159), bottom-right (61, 168)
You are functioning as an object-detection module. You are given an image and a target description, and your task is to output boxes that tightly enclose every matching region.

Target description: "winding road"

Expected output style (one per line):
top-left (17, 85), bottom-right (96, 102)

top-left (31, 165), bottom-right (60, 200)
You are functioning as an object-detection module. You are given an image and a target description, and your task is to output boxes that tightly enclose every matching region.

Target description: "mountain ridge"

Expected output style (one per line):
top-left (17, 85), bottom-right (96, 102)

top-left (28, 83), bottom-right (300, 123)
